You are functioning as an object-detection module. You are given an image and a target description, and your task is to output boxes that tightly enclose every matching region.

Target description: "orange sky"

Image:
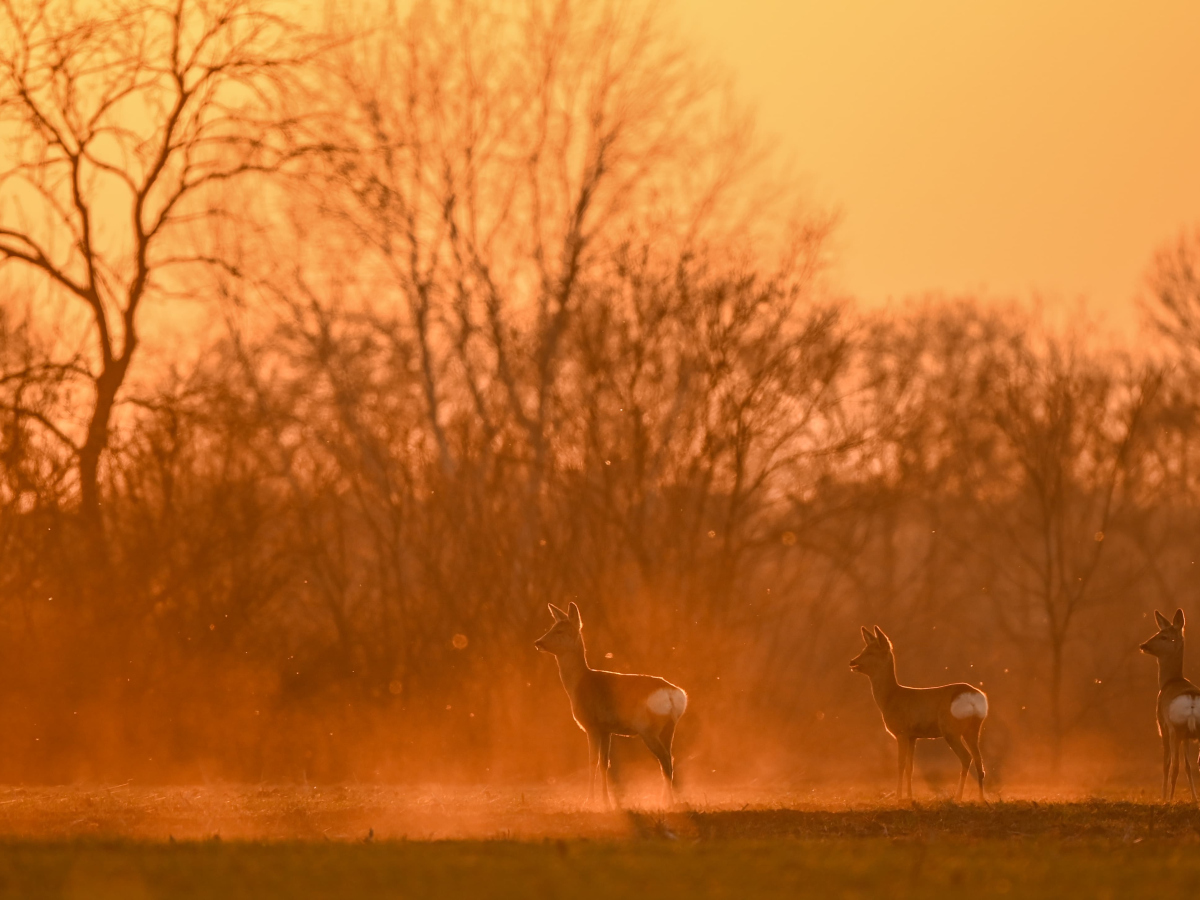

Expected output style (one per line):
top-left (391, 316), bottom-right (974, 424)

top-left (685, 1), bottom-right (1200, 327)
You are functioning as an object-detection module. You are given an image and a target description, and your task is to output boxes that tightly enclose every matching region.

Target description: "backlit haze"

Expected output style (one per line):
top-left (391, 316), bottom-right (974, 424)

top-left (686, 1), bottom-right (1200, 327)
top-left (5, 0), bottom-right (1200, 801)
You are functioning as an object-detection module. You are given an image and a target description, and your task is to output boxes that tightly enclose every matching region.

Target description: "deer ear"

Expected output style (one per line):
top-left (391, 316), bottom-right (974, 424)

top-left (1174, 608), bottom-right (1186, 630)
top-left (860, 626), bottom-right (874, 644)
top-left (548, 603), bottom-right (569, 623)
top-left (1156, 610), bottom-right (1172, 629)
top-left (873, 626), bottom-right (892, 650)
top-left (567, 602), bottom-right (582, 627)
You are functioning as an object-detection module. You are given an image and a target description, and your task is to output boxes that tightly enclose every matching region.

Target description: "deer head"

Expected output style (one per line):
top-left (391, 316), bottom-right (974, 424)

top-left (849, 625), bottom-right (895, 678)
top-left (534, 602), bottom-right (584, 656)
top-left (1140, 608), bottom-right (1186, 660)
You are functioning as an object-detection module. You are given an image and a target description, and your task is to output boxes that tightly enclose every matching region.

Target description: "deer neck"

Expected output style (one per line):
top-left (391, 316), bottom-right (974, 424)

top-left (1158, 648), bottom-right (1186, 689)
top-left (554, 640), bottom-right (591, 694)
top-left (868, 660), bottom-right (901, 708)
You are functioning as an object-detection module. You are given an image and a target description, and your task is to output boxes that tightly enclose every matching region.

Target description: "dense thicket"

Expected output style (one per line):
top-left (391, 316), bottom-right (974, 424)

top-left (1, 0), bottom-right (1198, 788)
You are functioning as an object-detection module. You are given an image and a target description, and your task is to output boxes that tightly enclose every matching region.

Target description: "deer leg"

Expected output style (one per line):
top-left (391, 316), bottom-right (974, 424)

top-left (586, 732), bottom-right (600, 805)
top-left (1162, 732), bottom-right (1172, 803)
top-left (945, 734), bottom-right (972, 802)
top-left (896, 736), bottom-right (916, 802)
top-left (1169, 733), bottom-right (1182, 801)
top-left (660, 719), bottom-right (677, 759)
top-left (598, 733), bottom-right (614, 809)
top-left (1185, 739), bottom-right (1198, 802)
top-left (660, 719), bottom-right (679, 803)
top-left (906, 737), bottom-right (917, 801)
top-left (641, 730), bottom-right (675, 805)
top-left (962, 722), bottom-right (986, 801)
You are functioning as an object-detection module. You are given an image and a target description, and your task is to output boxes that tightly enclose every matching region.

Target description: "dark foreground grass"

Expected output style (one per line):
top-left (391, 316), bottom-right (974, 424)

top-left (1, 794), bottom-right (1199, 898)
top-left (1, 836), bottom-right (1200, 900)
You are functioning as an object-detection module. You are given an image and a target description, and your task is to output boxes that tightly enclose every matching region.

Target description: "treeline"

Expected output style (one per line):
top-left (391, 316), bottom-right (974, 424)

top-left (1, 0), bottom-right (1199, 787)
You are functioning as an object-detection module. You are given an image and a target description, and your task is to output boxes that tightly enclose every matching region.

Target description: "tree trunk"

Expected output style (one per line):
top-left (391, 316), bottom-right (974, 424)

top-left (78, 359), bottom-right (130, 560)
top-left (1049, 638), bottom-right (1064, 777)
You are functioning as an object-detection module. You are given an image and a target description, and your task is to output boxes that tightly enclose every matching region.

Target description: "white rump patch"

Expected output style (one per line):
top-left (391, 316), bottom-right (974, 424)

top-left (950, 691), bottom-right (988, 720)
top-left (647, 687), bottom-right (688, 719)
top-left (1167, 694), bottom-right (1200, 732)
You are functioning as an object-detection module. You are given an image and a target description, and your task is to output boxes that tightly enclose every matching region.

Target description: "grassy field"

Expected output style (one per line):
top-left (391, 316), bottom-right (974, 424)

top-left (0, 788), bottom-right (1197, 898)
top-left (6, 837), bottom-right (1200, 900)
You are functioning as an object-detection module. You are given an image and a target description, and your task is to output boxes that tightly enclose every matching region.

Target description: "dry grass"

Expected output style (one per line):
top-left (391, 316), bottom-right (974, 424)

top-left (0, 784), bottom-right (1188, 841)
top-left (0, 787), bottom-right (1197, 898)
top-left (2, 837), bottom-right (1199, 900)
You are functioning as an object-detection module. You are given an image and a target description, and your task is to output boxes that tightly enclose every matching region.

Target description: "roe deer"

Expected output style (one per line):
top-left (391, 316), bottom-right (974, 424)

top-left (534, 602), bottom-right (687, 807)
top-left (1139, 608), bottom-right (1200, 802)
top-left (850, 625), bottom-right (987, 802)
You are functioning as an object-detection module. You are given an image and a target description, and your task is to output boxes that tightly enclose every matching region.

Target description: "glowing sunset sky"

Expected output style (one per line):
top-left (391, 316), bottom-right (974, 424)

top-left (686, 1), bottom-right (1200, 325)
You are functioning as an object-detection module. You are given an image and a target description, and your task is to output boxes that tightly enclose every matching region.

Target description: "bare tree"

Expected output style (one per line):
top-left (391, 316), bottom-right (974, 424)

top-left (1145, 226), bottom-right (1200, 359)
top-left (0, 0), bottom-right (307, 548)
top-left (303, 0), bottom-right (813, 624)
top-left (984, 329), bottom-right (1160, 770)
